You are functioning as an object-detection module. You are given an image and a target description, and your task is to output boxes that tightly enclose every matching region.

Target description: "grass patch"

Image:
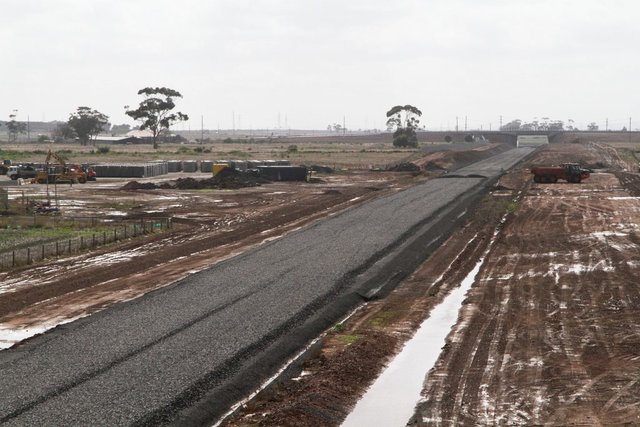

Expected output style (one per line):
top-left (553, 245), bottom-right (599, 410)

top-left (501, 200), bottom-right (519, 214)
top-left (338, 334), bottom-right (361, 345)
top-left (368, 310), bottom-right (397, 328)
top-left (0, 225), bottom-right (112, 252)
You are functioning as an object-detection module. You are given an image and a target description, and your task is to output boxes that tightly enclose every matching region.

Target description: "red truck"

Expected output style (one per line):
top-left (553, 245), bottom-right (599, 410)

top-left (531, 163), bottom-right (592, 183)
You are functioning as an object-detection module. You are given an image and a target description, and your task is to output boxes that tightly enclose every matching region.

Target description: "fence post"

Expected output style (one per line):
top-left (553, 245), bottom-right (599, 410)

top-left (103, 231), bottom-right (106, 245)
top-left (27, 247), bottom-right (31, 265)
top-left (114, 229), bottom-right (117, 242)
top-left (56, 241), bottom-right (59, 256)
top-left (124, 225), bottom-right (128, 239)
top-left (12, 251), bottom-right (15, 267)
top-left (42, 244), bottom-right (45, 260)
top-left (93, 233), bottom-right (96, 247)
top-left (68, 239), bottom-right (71, 254)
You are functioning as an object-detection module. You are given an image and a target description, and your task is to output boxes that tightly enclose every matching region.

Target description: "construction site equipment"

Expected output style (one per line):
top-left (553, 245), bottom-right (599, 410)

top-left (531, 163), bottom-right (591, 183)
top-left (86, 167), bottom-right (97, 181)
top-left (33, 150), bottom-right (87, 184)
top-left (212, 163), bottom-right (228, 177)
top-left (0, 160), bottom-right (11, 175)
top-left (7, 165), bottom-right (39, 180)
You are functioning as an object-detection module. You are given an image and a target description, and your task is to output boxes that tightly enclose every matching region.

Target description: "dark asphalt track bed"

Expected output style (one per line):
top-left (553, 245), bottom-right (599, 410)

top-left (0, 148), bottom-right (534, 426)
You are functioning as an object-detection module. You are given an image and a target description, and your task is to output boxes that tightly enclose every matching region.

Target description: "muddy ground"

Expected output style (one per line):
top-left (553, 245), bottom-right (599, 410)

top-left (4, 140), bottom-right (639, 426)
top-left (0, 171), bottom-right (420, 338)
top-left (221, 141), bottom-right (640, 426)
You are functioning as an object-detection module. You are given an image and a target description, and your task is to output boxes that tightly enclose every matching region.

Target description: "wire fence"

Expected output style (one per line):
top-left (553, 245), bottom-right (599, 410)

top-left (0, 217), bottom-right (171, 270)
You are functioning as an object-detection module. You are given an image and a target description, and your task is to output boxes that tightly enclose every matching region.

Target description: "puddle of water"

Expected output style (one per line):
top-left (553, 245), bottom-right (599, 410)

top-left (0, 326), bottom-right (50, 349)
top-left (341, 256), bottom-right (486, 427)
top-left (343, 210), bottom-right (511, 427)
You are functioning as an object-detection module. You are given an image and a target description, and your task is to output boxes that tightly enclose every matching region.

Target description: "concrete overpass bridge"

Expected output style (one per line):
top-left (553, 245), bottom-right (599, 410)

top-left (419, 130), bottom-right (640, 146)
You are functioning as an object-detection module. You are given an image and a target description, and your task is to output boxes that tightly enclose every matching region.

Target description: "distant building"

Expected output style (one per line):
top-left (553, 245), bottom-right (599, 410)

top-left (92, 136), bottom-right (144, 144)
top-left (125, 130), bottom-right (187, 144)
top-left (517, 135), bottom-right (549, 148)
top-left (125, 129), bottom-right (154, 139)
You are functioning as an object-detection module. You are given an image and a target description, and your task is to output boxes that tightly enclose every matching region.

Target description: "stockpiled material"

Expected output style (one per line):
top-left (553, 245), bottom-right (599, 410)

top-left (200, 161), bottom-right (213, 173)
top-left (257, 166), bottom-right (308, 181)
top-left (247, 160), bottom-right (264, 169)
top-left (229, 160), bottom-right (247, 171)
top-left (91, 162), bottom-right (169, 178)
top-left (167, 161), bottom-right (183, 173)
top-left (182, 160), bottom-right (198, 173)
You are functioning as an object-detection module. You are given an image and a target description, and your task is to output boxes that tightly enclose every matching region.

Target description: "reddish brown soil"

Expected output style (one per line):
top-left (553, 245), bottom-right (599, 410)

top-left (223, 142), bottom-right (640, 427)
top-left (414, 144), bottom-right (640, 425)
top-left (0, 172), bottom-right (415, 329)
top-left (9, 142), bottom-right (638, 426)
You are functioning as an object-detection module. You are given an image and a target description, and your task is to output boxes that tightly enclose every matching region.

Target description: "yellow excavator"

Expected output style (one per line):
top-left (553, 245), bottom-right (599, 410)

top-left (34, 150), bottom-right (87, 184)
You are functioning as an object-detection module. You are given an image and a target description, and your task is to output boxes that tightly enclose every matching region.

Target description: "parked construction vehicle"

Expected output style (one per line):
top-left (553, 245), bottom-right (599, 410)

top-left (531, 163), bottom-right (591, 183)
top-left (0, 159), bottom-right (11, 175)
top-left (7, 165), bottom-right (39, 180)
top-left (33, 150), bottom-right (88, 184)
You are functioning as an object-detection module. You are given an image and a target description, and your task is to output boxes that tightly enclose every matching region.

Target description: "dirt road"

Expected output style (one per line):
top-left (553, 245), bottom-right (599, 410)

top-left (415, 152), bottom-right (640, 425)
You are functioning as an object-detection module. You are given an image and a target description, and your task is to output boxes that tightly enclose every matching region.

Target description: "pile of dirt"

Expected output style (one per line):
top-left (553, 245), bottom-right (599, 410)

top-left (122, 169), bottom-right (267, 191)
top-left (413, 143), bottom-right (511, 172)
top-left (387, 162), bottom-right (420, 172)
top-left (304, 165), bottom-right (334, 174)
top-left (121, 181), bottom-right (161, 190)
top-left (422, 161), bottom-right (448, 172)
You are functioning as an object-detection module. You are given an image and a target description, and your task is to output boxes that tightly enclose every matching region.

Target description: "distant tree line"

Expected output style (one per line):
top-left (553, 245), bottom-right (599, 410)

top-left (6, 87), bottom-right (188, 149)
top-left (500, 118), bottom-right (617, 132)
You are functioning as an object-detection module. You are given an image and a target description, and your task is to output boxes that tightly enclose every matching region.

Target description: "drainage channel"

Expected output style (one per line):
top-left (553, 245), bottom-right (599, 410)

top-left (342, 212), bottom-right (509, 427)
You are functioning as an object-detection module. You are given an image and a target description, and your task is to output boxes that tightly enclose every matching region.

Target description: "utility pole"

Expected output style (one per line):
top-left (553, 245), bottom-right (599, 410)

top-left (606, 118), bottom-right (608, 131)
top-left (500, 115), bottom-right (503, 130)
top-left (201, 115), bottom-right (204, 143)
top-left (27, 115), bottom-right (30, 142)
top-left (232, 111), bottom-right (235, 133)
top-left (464, 116), bottom-right (468, 131)
top-left (455, 116), bottom-right (459, 132)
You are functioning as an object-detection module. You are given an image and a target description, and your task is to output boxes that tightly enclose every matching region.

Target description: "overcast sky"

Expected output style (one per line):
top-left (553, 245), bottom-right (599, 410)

top-left (1, 0), bottom-right (639, 131)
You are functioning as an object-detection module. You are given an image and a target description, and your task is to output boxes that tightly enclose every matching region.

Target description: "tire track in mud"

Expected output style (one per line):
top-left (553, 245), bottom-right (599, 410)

top-left (414, 167), bottom-right (640, 426)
